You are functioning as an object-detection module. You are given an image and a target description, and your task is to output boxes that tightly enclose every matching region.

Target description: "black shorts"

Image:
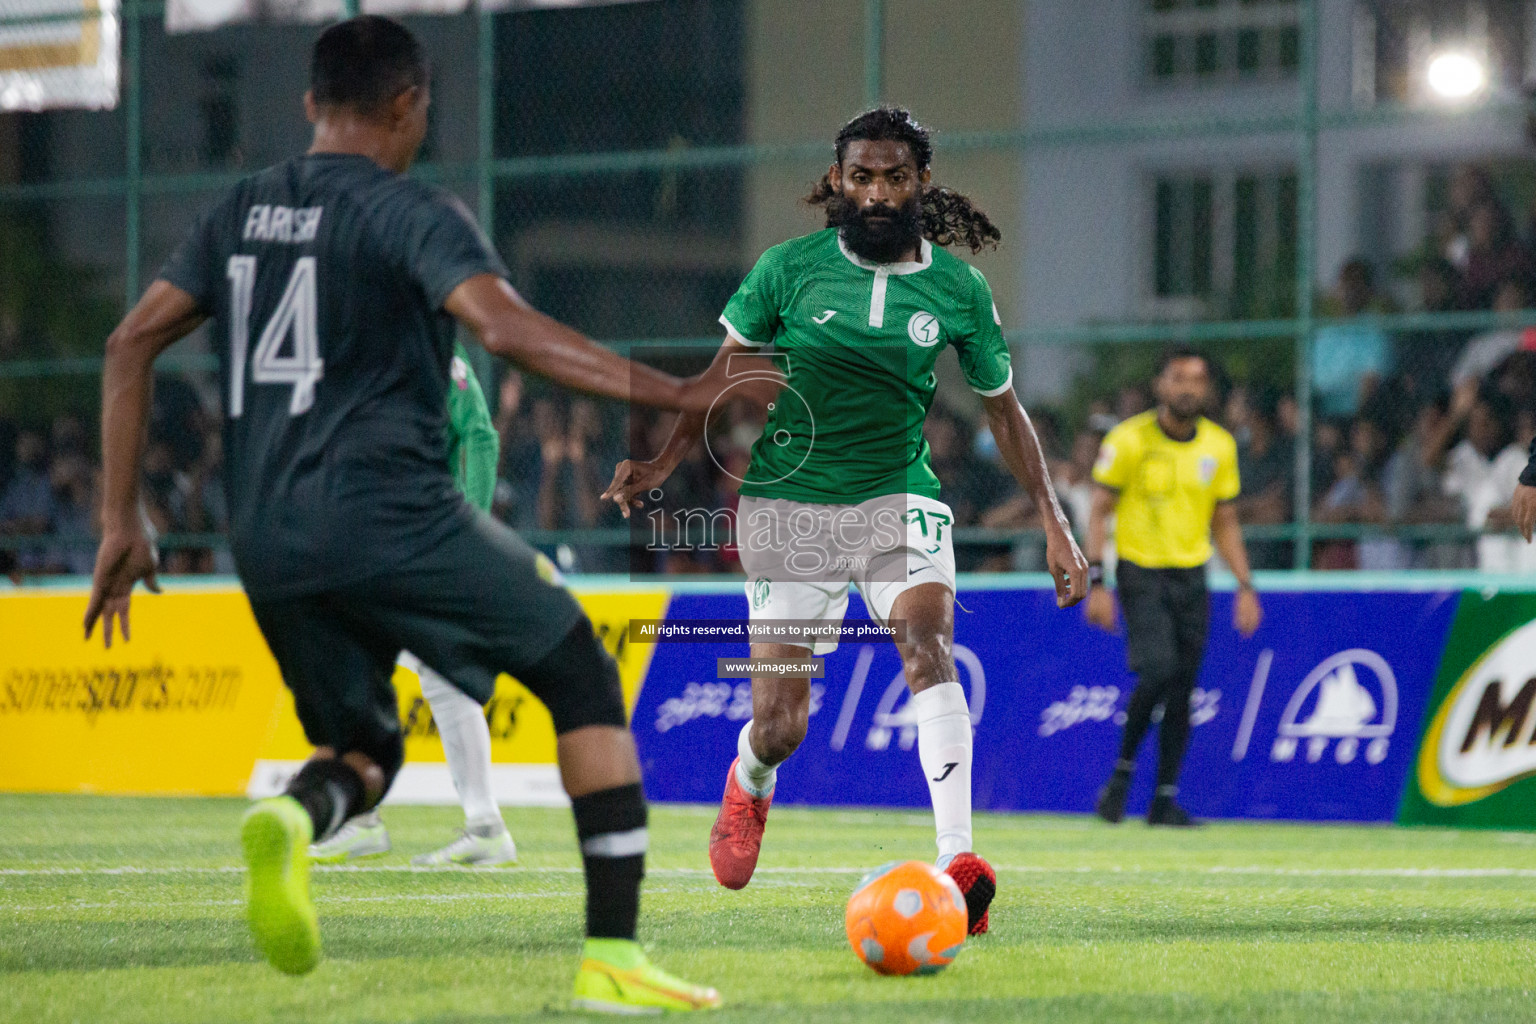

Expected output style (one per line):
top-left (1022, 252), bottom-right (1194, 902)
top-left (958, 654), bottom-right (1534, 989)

top-left (1116, 560), bottom-right (1209, 688)
top-left (249, 509), bottom-right (610, 759)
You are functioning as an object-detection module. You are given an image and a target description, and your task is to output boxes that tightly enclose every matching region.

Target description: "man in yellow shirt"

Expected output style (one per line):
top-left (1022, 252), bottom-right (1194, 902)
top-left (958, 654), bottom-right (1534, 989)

top-left (1085, 347), bottom-right (1262, 826)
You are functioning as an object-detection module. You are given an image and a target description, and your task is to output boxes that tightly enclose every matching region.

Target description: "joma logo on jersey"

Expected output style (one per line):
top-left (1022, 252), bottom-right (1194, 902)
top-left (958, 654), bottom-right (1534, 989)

top-left (1419, 618), bottom-right (1536, 806)
top-left (243, 205), bottom-right (323, 244)
top-left (907, 312), bottom-right (941, 347)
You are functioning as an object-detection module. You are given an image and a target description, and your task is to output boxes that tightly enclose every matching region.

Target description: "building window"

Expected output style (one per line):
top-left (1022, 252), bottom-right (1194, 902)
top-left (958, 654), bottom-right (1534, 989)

top-left (1145, 0), bottom-right (1300, 86)
top-left (198, 55), bottom-right (240, 168)
top-left (1154, 175), bottom-right (1214, 301)
top-left (1151, 167), bottom-right (1297, 318)
top-left (1353, 0), bottom-right (1530, 107)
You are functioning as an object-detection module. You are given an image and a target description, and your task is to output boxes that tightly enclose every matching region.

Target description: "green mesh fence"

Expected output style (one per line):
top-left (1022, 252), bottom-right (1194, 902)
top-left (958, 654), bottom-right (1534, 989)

top-left (3, 0), bottom-right (1536, 576)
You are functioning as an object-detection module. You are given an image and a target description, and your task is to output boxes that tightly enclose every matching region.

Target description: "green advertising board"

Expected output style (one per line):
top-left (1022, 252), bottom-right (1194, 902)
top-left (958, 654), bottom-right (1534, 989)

top-left (1399, 591), bottom-right (1536, 828)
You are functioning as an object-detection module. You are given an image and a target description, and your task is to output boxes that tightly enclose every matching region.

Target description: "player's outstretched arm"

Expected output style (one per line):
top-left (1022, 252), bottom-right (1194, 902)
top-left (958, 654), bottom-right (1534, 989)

top-left (601, 336), bottom-right (772, 519)
top-left (1212, 501), bottom-right (1262, 637)
top-left (981, 391), bottom-right (1089, 607)
top-left (446, 275), bottom-right (728, 414)
top-left (85, 281), bottom-right (207, 648)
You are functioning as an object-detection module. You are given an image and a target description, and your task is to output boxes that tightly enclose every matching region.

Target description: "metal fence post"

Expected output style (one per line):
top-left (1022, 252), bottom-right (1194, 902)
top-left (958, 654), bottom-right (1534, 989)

top-left (864, 0), bottom-right (882, 108)
top-left (1292, 0), bottom-right (1320, 570)
top-left (123, 0), bottom-right (142, 309)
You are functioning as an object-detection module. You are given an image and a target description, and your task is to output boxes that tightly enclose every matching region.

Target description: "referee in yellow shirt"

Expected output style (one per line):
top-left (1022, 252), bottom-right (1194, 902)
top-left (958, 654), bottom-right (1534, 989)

top-left (1085, 347), bottom-right (1262, 827)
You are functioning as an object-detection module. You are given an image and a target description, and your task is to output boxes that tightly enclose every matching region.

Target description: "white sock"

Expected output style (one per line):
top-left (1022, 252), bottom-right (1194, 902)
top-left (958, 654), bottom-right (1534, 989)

top-left (734, 721), bottom-right (778, 799)
top-left (912, 681), bottom-right (972, 860)
top-left (419, 660), bottom-right (504, 831)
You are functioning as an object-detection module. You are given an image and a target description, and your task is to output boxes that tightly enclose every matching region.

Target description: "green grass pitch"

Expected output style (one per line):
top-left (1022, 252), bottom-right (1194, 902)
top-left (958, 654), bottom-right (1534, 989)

top-left (2, 795), bottom-right (1534, 1023)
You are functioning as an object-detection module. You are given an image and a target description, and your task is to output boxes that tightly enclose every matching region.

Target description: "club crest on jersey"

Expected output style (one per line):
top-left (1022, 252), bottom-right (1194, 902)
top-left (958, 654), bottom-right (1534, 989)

top-left (751, 577), bottom-right (772, 610)
top-left (1198, 455), bottom-right (1219, 484)
top-left (907, 312), bottom-right (941, 348)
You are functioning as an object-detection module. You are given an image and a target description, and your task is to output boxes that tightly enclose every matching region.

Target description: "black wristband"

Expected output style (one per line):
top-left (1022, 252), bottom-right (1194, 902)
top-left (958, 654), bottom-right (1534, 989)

top-left (1087, 563), bottom-right (1105, 586)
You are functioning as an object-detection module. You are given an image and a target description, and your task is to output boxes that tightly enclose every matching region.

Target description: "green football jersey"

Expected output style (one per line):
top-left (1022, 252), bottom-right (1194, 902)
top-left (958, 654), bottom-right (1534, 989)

top-left (446, 341), bottom-right (499, 512)
top-left (720, 228), bottom-right (1012, 504)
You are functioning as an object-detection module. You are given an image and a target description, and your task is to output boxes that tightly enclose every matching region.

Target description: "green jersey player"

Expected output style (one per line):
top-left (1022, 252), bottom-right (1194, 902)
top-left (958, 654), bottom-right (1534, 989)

top-left (605, 108), bottom-right (1089, 936)
top-left (310, 342), bottom-right (519, 867)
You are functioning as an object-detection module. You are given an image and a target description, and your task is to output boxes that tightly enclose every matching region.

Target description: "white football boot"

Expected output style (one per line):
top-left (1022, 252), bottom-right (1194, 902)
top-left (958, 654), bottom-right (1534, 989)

top-left (307, 810), bottom-right (391, 864)
top-left (410, 822), bottom-right (518, 867)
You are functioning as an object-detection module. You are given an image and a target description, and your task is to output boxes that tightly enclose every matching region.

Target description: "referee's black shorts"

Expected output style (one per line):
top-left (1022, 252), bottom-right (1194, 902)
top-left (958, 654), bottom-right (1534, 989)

top-left (1116, 559), bottom-right (1209, 689)
top-left (248, 509), bottom-right (625, 769)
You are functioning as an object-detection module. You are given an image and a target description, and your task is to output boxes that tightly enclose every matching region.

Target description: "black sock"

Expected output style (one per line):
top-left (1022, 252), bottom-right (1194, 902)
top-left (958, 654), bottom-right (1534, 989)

top-left (284, 758), bottom-right (366, 843)
top-left (572, 783), bottom-right (648, 941)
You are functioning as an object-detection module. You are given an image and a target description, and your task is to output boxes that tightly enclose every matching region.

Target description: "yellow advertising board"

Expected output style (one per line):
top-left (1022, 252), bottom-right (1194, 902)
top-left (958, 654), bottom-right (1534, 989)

top-left (0, 584), bottom-right (668, 798)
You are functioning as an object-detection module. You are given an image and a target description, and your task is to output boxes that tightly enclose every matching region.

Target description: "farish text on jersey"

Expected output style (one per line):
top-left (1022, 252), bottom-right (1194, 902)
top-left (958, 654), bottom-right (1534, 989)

top-left (243, 205), bottom-right (323, 244)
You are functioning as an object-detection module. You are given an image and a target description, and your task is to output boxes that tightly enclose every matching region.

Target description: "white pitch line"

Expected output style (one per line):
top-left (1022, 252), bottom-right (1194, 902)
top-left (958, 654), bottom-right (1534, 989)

top-left (3, 864), bottom-right (1535, 879)
top-left (5, 887), bottom-right (697, 914)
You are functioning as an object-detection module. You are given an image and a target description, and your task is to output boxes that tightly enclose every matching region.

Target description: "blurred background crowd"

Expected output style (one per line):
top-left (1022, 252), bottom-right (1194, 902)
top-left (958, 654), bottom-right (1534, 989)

top-left (5, 163), bottom-right (1536, 579)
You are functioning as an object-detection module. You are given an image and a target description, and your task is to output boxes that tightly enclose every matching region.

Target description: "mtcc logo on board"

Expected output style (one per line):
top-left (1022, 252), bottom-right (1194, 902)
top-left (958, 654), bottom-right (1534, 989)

top-left (1270, 649), bottom-right (1397, 766)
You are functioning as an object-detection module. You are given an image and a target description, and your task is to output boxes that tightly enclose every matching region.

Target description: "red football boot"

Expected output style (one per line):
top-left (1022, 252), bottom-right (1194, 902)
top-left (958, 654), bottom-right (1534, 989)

top-left (944, 852), bottom-right (996, 935)
top-left (708, 758), bottom-right (773, 890)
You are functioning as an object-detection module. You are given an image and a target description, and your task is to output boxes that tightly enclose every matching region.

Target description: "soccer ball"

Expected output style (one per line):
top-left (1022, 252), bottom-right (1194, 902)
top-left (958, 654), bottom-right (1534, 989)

top-left (845, 860), bottom-right (968, 976)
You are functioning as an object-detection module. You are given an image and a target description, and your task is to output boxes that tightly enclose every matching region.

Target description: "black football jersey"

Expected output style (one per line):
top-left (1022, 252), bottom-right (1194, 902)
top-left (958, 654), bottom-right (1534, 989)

top-left (158, 153), bottom-right (509, 599)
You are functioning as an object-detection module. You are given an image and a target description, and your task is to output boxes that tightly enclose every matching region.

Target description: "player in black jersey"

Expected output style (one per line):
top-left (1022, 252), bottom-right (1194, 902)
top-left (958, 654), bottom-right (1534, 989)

top-left (83, 16), bottom-right (724, 1013)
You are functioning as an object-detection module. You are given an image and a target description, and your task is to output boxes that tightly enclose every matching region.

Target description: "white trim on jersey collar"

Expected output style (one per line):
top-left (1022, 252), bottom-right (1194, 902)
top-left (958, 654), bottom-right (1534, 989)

top-left (837, 233), bottom-right (933, 275)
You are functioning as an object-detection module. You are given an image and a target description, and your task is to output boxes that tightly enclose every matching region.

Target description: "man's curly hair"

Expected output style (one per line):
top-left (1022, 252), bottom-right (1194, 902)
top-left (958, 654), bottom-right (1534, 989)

top-left (806, 107), bottom-right (1002, 254)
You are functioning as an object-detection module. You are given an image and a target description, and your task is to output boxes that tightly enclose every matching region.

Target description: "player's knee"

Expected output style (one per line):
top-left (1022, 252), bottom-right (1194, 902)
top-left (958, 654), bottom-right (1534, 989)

top-left (753, 699), bottom-right (808, 763)
top-left (525, 616), bottom-right (627, 736)
top-left (902, 636), bottom-right (956, 693)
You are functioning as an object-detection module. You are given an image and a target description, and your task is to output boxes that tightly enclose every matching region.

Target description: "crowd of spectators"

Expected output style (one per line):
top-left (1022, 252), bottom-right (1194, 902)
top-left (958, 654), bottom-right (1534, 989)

top-left (7, 164), bottom-right (1536, 578)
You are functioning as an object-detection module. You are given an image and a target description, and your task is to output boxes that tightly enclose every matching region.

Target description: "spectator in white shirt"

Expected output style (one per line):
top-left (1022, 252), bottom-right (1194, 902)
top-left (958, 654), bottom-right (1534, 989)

top-left (1436, 386), bottom-right (1531, 571)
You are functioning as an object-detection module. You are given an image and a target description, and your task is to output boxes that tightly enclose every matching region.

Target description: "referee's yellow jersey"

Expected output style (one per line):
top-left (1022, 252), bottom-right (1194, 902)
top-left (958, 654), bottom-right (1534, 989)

top-left (1092, 410), bottom-right (1241, 569)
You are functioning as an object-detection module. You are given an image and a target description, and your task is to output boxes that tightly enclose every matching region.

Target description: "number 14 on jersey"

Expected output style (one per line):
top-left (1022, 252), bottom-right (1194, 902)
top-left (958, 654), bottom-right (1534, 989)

top-left (226, 255), bottom-right (324, 418)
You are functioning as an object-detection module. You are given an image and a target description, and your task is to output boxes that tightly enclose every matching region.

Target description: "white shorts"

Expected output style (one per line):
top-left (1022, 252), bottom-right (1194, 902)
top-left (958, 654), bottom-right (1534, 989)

top-left (737, 493), bottom-right (957, 655)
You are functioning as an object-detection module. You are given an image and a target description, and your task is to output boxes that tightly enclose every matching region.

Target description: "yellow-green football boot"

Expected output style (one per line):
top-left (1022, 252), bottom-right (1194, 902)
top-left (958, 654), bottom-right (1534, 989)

top-left (572, 938), bottom-right (722, 1014)
top-left (241, 796), bottom-right (321, 975)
